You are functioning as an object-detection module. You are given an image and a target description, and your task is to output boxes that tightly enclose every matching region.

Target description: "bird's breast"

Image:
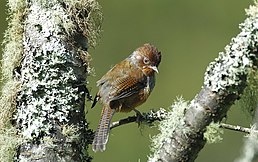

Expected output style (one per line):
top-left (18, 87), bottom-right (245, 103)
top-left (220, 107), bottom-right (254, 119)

top-left (143, 75), bottom-right (155, 99)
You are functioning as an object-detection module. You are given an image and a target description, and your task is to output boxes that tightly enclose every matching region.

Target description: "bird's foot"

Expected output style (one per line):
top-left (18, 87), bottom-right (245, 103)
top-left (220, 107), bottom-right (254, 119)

top-left (133, 109), bottom-right (143, 127)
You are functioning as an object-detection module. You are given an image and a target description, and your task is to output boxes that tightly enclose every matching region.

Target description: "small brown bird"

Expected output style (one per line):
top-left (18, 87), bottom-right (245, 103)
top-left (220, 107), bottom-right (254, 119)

top-left (92, 43), bottom-right (161, 152)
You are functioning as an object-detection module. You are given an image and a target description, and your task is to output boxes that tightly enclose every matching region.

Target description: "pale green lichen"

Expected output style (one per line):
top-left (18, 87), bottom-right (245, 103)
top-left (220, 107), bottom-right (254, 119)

top-left (149, 97), bottom-right (190, 161)
top-left (13, 2), bottom-right (77, 138)
top-left (7, 0), bottom-right (26, 14)
top-left (2, 0), bottom-right (26, 79)
top-left (204, 122), bottom-right (223, 144)
top-left (62, 124), bottom-right (80, 141)
top-left (246, 0), bottom-right (258, 17)
top-left (41, 136), bottom-right (57, 148)
top-left (204, 1), bottom-right (257, 93)
top-left (0, 127), bottom-right (24, 162)
top-left (0, 0), bottom-right (26, 121)
top-left (0, 2), bottom-right (26, 162)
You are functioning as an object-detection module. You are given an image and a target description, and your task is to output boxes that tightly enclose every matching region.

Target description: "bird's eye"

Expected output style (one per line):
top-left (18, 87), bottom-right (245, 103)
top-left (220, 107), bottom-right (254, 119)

top-left (143, 57), bottom-right (150, 64)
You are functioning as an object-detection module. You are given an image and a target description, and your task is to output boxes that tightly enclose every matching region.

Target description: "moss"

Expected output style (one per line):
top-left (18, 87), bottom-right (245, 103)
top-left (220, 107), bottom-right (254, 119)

top-left (204, 122), bottom-right (223, 144)
top-left (0, 0), bottom-right (26, 127)
top-left (62, 124), bottom-right (80, 141)
top-left (149, 97), bottom-right (190, 160)
top-left (0, 127), bottom-right (24, 162)
top-left (63, 0), bottom-right (103, 47)
top-left (0, 1), bottom-right (26, 161)
top-left (2, 0), bottom-right (26, 79)
top-left (62, 0), bottom-right (103, 74)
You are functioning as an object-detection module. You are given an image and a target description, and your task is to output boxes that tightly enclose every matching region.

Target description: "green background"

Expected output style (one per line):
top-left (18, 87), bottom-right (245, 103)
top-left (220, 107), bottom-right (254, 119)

top-left (0, 0), bottom-right (253, 162)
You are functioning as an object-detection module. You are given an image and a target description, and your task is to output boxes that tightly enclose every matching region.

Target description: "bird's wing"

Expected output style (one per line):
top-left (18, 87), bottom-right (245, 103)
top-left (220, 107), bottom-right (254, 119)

top-left (93, 59), bottom-right (146, 105)
top-left (110, 75), bottom-right (146, 101)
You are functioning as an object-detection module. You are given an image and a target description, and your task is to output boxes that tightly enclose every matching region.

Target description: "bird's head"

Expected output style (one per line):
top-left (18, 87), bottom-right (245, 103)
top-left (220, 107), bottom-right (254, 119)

top-left (130, 43), bottom-right (161, 76)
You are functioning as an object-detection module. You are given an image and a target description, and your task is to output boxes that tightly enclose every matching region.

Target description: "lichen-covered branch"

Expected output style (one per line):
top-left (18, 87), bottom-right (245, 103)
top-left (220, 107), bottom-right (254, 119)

top-left (110, 110), bottom-right (258, 134)
top-left (148, 2), bottom-right (258, 162)
top-left (0, 0), bottom-right (102, 161)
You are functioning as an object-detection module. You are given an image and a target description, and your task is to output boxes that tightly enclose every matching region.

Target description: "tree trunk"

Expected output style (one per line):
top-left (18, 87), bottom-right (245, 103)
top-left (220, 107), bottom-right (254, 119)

top-left (0, 0), bottom-right (102, 161)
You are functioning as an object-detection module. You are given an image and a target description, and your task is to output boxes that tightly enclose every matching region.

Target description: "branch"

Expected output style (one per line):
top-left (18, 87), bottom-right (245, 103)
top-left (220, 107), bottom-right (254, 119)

top-left (110, 109), bottom-right (167, 129)
top-left (110, 109), bottom-right (258, 135)
top-left (148, 2), bottom-right (258, 162)
top-left (220, 123), bottom-right (258, 134)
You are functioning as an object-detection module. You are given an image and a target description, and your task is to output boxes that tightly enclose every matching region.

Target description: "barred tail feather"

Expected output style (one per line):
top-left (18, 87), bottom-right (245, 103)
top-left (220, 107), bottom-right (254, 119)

top-left (92, 105), bottom-right (115, 152)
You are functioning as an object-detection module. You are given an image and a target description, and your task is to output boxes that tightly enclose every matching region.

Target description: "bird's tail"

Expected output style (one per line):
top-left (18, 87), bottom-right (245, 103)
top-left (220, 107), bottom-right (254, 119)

top-left (92, 105), bottom-right (115, 152)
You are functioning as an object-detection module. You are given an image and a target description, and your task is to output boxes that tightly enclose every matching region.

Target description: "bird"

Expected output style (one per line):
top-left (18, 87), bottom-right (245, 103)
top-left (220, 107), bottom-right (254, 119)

top-left (91, 43), bottom-right (161, 152)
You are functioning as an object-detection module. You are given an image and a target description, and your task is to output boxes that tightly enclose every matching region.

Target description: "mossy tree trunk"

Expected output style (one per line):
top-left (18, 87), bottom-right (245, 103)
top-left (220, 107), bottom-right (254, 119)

top-left (0, 0), bottom-right (102, 161)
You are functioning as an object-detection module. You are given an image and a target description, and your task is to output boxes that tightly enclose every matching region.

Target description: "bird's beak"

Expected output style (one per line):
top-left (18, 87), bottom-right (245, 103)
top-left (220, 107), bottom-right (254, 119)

top-left (149, 66), bottom-right (159, 73)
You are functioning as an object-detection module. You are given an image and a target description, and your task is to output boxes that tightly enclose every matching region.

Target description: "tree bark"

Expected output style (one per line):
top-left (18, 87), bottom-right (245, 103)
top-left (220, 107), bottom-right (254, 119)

top-left (0, 0), bottom-right (102, 161)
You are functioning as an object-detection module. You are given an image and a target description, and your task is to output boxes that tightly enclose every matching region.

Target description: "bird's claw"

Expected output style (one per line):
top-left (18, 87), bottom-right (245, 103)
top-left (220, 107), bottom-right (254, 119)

top-left (133, 109), bottom-right (143, 127)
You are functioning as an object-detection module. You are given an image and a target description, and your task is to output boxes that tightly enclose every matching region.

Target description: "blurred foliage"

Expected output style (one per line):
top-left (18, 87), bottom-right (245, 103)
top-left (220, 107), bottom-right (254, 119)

top-left (237, 69), bottom-right (258, 118)
top-left (0, 0), bottom-right (254, 162)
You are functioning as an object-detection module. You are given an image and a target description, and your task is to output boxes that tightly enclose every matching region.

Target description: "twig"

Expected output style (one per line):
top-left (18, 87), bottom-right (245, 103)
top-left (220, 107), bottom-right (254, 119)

top-left (220, 123), bottom-right (258, 134)
top-left (110, 108), bottom-right (167, 129)
top-left (110, 116), bottom-right (137, 129)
